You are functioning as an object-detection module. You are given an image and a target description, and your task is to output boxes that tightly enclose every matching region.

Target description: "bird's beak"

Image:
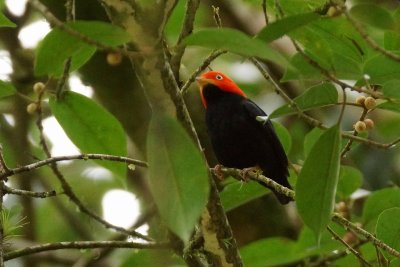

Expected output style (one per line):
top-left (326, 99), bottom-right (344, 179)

top-left (195, 76), bottom-right (209, 88)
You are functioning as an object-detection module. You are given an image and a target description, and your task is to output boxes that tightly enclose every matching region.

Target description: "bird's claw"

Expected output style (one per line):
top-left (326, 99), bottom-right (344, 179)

top-left (239, 166), bottom-right (262, 182)
top-left (213, 164), bottom-right (226, 180)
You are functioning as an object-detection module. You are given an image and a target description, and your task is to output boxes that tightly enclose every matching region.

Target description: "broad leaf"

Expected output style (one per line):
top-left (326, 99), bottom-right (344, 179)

top-left (296, 125), bottom-right (341, 243)
top-left (272, 121), bottom-right (292, 154)
top-left (147, 113), bottom-right (209, 242)
top-left (289, 18), bottom-right (365, 81)
top-left (363, 54), bottom-right (400, 85)
top-left (282, 53), bottom-right (323, 81)
top-left (35, 21), bottom-right (130, 77)
top-left (257, 12), bottom-right (321, 43)
top-left (0, 80), bottom-right (16, 98)
top-left (363, 188), bottom-right (400, 230)
top-left (184, 28), bottom-right (287, 65)
top-left (350, 4), bottom-right (395, 30)
top-left (382, 79), bottom-right (400, 99)
top-left (49, 91), bottom-right (127, 178)
top-left (220, 181), bottom-right (269, 211)
top-left (303, 127), bottom-right (323, 157)
top-left (376, 207), bottom-right (400, 259)
top-left (377, 101), bottom-right (400, 113)
top-left (241, 238), bottom-right (299, 267)
top-left (0, 9), bottom-right (15, 28)
top-left (270, 83), bottom-right (338, 118)
top-left (384, 31), bottom-right (400, 51)
top-left (336, 166), bottom-right (363, 201)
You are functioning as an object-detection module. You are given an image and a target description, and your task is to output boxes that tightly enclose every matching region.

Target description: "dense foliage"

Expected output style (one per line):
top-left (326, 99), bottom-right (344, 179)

top-left (0, 0), bottom-right (399, 266)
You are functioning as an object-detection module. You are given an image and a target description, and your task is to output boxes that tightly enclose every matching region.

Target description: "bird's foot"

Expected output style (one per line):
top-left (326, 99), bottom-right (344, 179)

top-left (239, 166), bottom-right (262, 182)
top-left (213, 164), bottom-right (226, 180)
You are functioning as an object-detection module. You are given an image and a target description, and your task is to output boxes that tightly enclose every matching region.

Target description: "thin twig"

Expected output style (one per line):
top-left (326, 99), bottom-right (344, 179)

top-left (180, 50), bottom-right (227, 94)
top-left (212, 6), bottom-right (222, 28)
top-left (170, 0), bottom-right (200, 79)
top-left (217, 167), bottom-right (295, 200)
top-left (0, 153), bottom-right (148, 180)
top-left (2, 185), bottom-right (56, 198)
top-left (337, 87), bottom-right (347, 125)
top-left (344, 10), bottom-right (400, 63)
top-left (327, 226), bottom-right (373, 267)
top-left (309, 239), bottom-right (368, 267)
top-left (4, 240), bottom-right (169, 261)
top-left (332, 213), bottom-right (400, 259)
top-left (262, 0), bottom-right (269, 25)
top-left (0, 146), bottom-right (9, 175)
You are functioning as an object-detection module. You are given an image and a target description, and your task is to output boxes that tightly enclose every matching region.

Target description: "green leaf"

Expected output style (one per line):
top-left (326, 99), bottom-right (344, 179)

top-left (377, 101), bottom-right (400, 113)
top-left (0, 80), bottom-right (16, 98)
top-left (241, 238), bottom-right (299, 267)
top-left (289, 18), bottom-right (364, 81)
top-left (382, 80), bottom-right (400, 99)
top-left (336, 166), bottom-right (363, 200)
top-left (0, 9), bottom-right (16, 28)
top-left (296, 125), bottom-right (341, 243)
top-left (147, 113), bottom-right (209, 242)
top-left (220, 181), bottom-right (269, 212)
top-left (271, 121), bottom-right (292, 154)
top-left (282, 53), bottom-right (323, 81)
top-left (49, 91), bottom-right (127, 178)
top-left (270, 83), bottom-right (338, 118)
top-left (363, 54), bottom-right (400, 85)
top-left (384, 31), bottom-right (400, 51)
top-left (257, 12), bottom-right (321, 43)
top-left (303, 128), bottom-right (323, 157)
top-left (350, 4), bottom-right (395, 30)
top-left (363, 188), bottom-right (400, 230)
top-left (376, 207), bottom-right (400, 259)
top-left (184, 28), bottom-right (287, 65)
top-left (35, 21), bottom-right (129, 77)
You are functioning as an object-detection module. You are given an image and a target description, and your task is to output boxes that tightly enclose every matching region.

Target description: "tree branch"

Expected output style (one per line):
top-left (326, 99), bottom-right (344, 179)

top-left (327, 226), bottom-right (372, 267)
top-left (2, 184), bottom-right (56, 198)
top-left (332, 214), bottom-right (400, 259)
top-left (344, 9), bottom-right (400, 63)
top-left (170, 0), bottom-right (201, 80)
top-left (0, 153), bottom-right (148, 180)
top-left (4, 240), bottom-right (169, 261)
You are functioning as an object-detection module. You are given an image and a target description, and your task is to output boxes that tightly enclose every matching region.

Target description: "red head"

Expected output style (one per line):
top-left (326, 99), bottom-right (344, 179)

top-left (196, 71), bottom-right (246, 108)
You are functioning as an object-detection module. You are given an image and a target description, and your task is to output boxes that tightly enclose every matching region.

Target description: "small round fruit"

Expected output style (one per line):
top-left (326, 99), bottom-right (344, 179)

top-left (335, 202), bottom-right (348, 213)
top-left (355, 96), bottom-right (366, 105)
top-left (106, 52), bottom-right (122, 66)
top-left (364, 97), bottom-right (376, 110)
top-left (354, 121), bottom-right (366, 133)
top-left (343, 231), bottom-right (357, 244)
top-left (364, 118), bottom-right (374, 130)
top-left (33, 82), bottom-right (45, 94)
top-left (26, 103), bottom-right (38, 114)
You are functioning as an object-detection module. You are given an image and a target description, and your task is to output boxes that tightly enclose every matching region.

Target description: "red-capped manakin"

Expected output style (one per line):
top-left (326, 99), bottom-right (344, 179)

top-left (196, 71), bottom-right (292, 204)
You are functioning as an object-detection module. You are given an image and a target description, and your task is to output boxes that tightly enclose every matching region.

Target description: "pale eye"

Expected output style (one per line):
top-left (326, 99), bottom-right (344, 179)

top-left (215, 74), bottom-right (223, 80)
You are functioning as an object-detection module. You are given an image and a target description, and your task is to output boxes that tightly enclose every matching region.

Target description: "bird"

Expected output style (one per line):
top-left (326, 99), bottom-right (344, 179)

top-left (196, 70), bottom-right (292, 204)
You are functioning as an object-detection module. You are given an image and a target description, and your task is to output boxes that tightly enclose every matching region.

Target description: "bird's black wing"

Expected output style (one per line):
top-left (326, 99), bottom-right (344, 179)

top-left (242, 99), bottom-right (289, 177)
